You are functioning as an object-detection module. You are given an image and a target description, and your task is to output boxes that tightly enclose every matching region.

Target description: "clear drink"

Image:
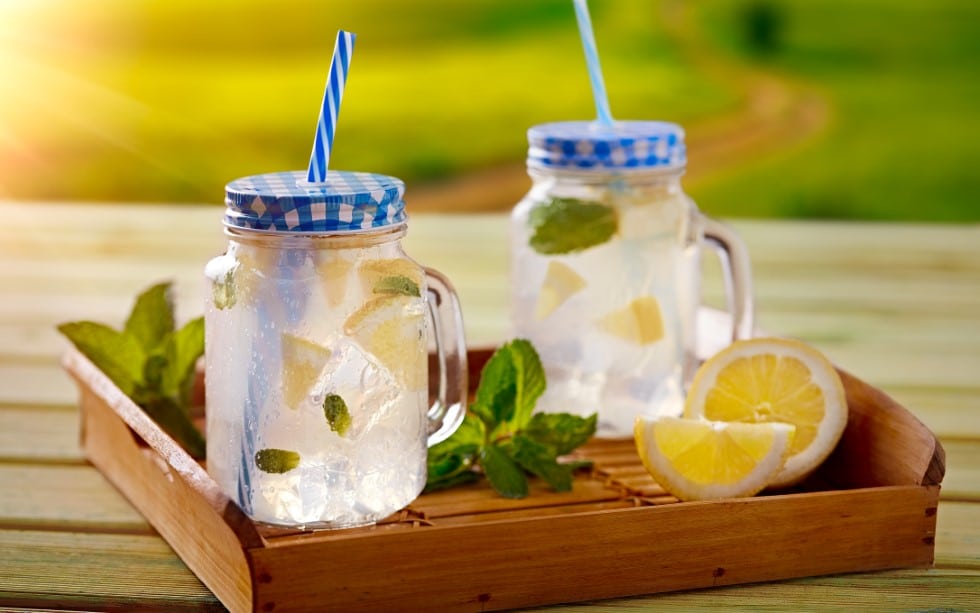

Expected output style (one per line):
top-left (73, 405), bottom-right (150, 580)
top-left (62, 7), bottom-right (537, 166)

top-left (510, 121), bottom-right (753, 438)
top-left (206, 170), bottom-right (466, 530)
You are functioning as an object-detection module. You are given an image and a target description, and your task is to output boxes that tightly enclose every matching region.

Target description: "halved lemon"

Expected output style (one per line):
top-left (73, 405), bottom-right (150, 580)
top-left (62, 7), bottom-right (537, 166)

top-left (597, 296), bottom-right (665, 345)
top-left (684, 337), bottom-right (848, 487)
top-left (634, 416), bottom-right (795, 501)
top-left (535, 261), bottom-right (586, 320)
top-left (344, 294), bottom-right (426, 390)
top-left (280, 333), bottom-right (332, 409)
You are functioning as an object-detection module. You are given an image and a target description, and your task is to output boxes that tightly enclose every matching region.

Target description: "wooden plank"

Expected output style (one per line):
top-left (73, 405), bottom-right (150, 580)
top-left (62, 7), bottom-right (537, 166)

top-left (0, 406), bottom-right (83, 463)
top-left (939, 440), bottom-right (980, 501)
top-left (0, 529), bottom-right (222, 611)
top-left (936, 501), bottom-right (980, 569)
top-left (249, 487), bottom-right (938, 613)
top-left (886, 387), bottom-right (980, 439)
top-left (0, 464), bottom-right (149, 532)
top-left (0, 364), bottom-right (79, 406)
top-left (528, 569), bottom-right (980, 612)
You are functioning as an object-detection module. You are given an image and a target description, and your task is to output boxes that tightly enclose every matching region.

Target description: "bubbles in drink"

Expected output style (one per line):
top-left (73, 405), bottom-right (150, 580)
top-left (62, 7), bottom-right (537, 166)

top-left (206, 241), bottom-right (429, 529)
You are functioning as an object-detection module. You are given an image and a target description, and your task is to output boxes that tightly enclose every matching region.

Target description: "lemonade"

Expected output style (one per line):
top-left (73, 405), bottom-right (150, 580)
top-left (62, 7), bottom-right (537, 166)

top-left (205, 170), bottom-right (466, 530)
top-left (206, 238), bottom-right (428, 528)
top-left (510, 120), bottom-right (752, 437)
top-left (511, 185), bottom-right (700, 436)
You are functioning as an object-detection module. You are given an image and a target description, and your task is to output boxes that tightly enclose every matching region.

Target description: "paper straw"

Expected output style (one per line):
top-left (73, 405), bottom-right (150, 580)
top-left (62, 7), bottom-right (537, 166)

top-left (572, 0), bottom-right (613, 127)
top-left (307, 30), bottom-right (357, 183)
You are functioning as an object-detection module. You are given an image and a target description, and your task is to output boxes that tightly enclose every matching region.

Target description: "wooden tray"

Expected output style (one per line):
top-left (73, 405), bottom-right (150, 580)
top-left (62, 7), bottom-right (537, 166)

top-left (63, 346), bottom-right (944, 613)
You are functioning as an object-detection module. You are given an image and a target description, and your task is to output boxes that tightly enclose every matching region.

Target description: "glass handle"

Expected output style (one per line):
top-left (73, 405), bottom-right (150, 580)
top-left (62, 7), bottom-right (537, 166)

top-left (702, 217), bottom-right (754, 342)
top-left (423, 267), bottom-right (468, 446)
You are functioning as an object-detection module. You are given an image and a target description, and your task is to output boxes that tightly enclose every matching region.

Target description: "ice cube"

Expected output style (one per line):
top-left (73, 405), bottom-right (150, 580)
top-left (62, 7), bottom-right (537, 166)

top-left (312, 338), bottom-right (400, 441)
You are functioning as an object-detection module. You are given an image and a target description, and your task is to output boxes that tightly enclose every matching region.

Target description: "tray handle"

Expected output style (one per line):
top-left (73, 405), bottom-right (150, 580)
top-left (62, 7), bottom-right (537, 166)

top-left (820, 368), bottom-right (945, 489)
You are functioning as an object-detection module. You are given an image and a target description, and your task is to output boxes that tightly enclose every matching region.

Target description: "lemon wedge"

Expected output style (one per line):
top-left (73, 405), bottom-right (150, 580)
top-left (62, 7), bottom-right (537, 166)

top-left (344, 295), bottom-right (426, 390)
top-left (634, 416), bottom-right (795, 501)
top-left (597, 296), bottom-right (665, 345)
top-left (684, 337), bottom-right (848, 487)
top-left (315, 254), bottom-right (354, 306)
top-left (280, 333), bottom-right (332, 409)
top-left (359, 258), bottom-right (424, 293)
top-left (535, 261), bottom-right (586, 320)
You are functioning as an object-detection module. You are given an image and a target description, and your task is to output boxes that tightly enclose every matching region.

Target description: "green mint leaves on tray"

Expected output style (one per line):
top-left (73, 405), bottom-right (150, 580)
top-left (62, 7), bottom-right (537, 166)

top-left (528, 197), bottom-right (618, 255)
top-left (58, 281), bottom-right (206, 459)
top-left (426, 339), bottom-right (597, 499)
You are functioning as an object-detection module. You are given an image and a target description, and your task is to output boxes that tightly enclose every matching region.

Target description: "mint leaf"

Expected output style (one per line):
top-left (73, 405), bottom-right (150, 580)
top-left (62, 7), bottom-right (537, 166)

top-left (59, 281), bottom-right (207, 460)
top-left (472, 339), bottom-right (545, 433)
top-left (373, 275), bottom-right (421, 298)
top-left (471, 345), bottom-right (518, 427)
top-left (430, 412), bottom-right (485, 456)
top-left (143, 353), bottom-right (169, 390)
top-left (58, 321), bottom-right (145, 396)
top-left (323, 394), bottom-right (352, 436)
top-left (136, 392), bottom-right (206, 460)
top-left (125, 282), bottom-right (175, 352)
top-left (528, 197), bottom-right (618, 255)
top-left (424, 470), bottom-right (480, 492)
top-left (506, 339), bottom-right (546, 430)
top-left (481, 445), bottom-right (528, 499)
top-left (255, 448), bottom-right (301, 474)
top-left (510, 434), bottom-right (574, 492)
top-left (161, 317), bottom-right (204, 406)
top-left (424, 339), bottom-right (594, 499)
top-left (425, 413), bottom-right (484, 491)
top-left (525, 413), bottom-right (598, 456)
top-left (428, 443), bottom-right (480, 479)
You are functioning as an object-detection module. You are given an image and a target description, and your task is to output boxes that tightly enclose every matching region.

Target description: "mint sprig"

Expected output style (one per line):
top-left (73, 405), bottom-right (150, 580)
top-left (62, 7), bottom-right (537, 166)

top-left (59, 282), bottom-right (206, 459)
top-left (528, 197), bottom-right (618, 255)
top-left (425, 339), bottom-right (596, 498)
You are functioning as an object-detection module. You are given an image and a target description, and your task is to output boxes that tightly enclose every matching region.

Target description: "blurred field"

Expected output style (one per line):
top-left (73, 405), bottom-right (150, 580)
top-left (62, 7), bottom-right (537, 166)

top-left (0, 0), bottom-right (977, 221)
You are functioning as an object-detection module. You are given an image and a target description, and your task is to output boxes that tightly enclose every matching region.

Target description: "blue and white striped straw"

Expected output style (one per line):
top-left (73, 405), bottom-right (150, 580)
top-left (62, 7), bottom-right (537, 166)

top-left (572, 0), bottom-right (614, 127)
top-left (307, 30), bottom-right (356, 183)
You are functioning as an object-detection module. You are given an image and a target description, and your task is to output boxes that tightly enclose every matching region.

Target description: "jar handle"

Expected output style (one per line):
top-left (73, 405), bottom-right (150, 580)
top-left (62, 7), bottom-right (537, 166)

top-left (702, 217), bottom-right (754, 342)
top-left (423, 267), bottom-right (468, 446)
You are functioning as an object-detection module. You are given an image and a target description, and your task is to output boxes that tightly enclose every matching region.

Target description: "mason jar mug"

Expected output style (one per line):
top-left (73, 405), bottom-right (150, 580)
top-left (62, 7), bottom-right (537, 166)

top-left (205, 170), bottom-right (467, 529)
top-left (510, 121), bottom-right (753, 437)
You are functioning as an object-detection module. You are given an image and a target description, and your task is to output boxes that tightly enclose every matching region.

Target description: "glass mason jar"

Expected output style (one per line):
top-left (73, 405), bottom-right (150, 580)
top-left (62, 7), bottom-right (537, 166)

top-left (205, 170), bottom-right (467, 529)
top-left (510, 121), bottom-right (753, 438)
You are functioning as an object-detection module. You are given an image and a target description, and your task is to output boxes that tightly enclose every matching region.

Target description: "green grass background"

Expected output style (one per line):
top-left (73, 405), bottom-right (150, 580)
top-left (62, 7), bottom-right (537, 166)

top-left (0, 0), bottom-right (977, 221)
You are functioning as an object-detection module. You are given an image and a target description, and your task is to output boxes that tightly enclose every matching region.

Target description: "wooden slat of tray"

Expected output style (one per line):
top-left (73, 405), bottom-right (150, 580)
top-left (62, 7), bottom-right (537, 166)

top-left (245, 485), bottom-right (939, 613)
top-left (64, 346), bottom-right (945, 613)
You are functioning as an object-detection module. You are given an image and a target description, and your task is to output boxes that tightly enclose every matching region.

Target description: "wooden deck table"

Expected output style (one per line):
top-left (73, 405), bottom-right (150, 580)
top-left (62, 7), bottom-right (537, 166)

top-left (0, 201), bottom-right (978, 611)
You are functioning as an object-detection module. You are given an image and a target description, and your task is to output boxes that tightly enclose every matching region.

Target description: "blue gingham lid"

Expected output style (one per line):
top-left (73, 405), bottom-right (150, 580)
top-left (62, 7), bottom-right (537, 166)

top-left (527, 120), bottom-right (686, 170)
top-left (224, 170), bottom-right (406, 233)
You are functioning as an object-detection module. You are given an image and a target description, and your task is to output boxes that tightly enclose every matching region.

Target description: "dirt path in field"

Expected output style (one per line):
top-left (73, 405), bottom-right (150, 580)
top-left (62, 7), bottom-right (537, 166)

top-left (410, 8), bottom-right (830, 213)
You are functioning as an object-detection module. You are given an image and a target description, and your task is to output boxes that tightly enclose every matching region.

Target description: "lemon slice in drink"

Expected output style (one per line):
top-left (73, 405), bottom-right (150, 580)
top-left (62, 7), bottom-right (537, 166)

top-left (315, 254), bottom-right (354, 306)
top-left (360, 258), bottom-right (423, 293)
top-left (684, 338), bottom-right (848, 487)
top-left (597, 296), bottom-right (665, 345)
top-left (634, 416), bottom-right (795, 501)
top-left (535, 261), bottom-right (586, 320)
top-left (344, 295), bottom-right (426, 390)
top-left (280, 333), bottom-right (332, 409)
